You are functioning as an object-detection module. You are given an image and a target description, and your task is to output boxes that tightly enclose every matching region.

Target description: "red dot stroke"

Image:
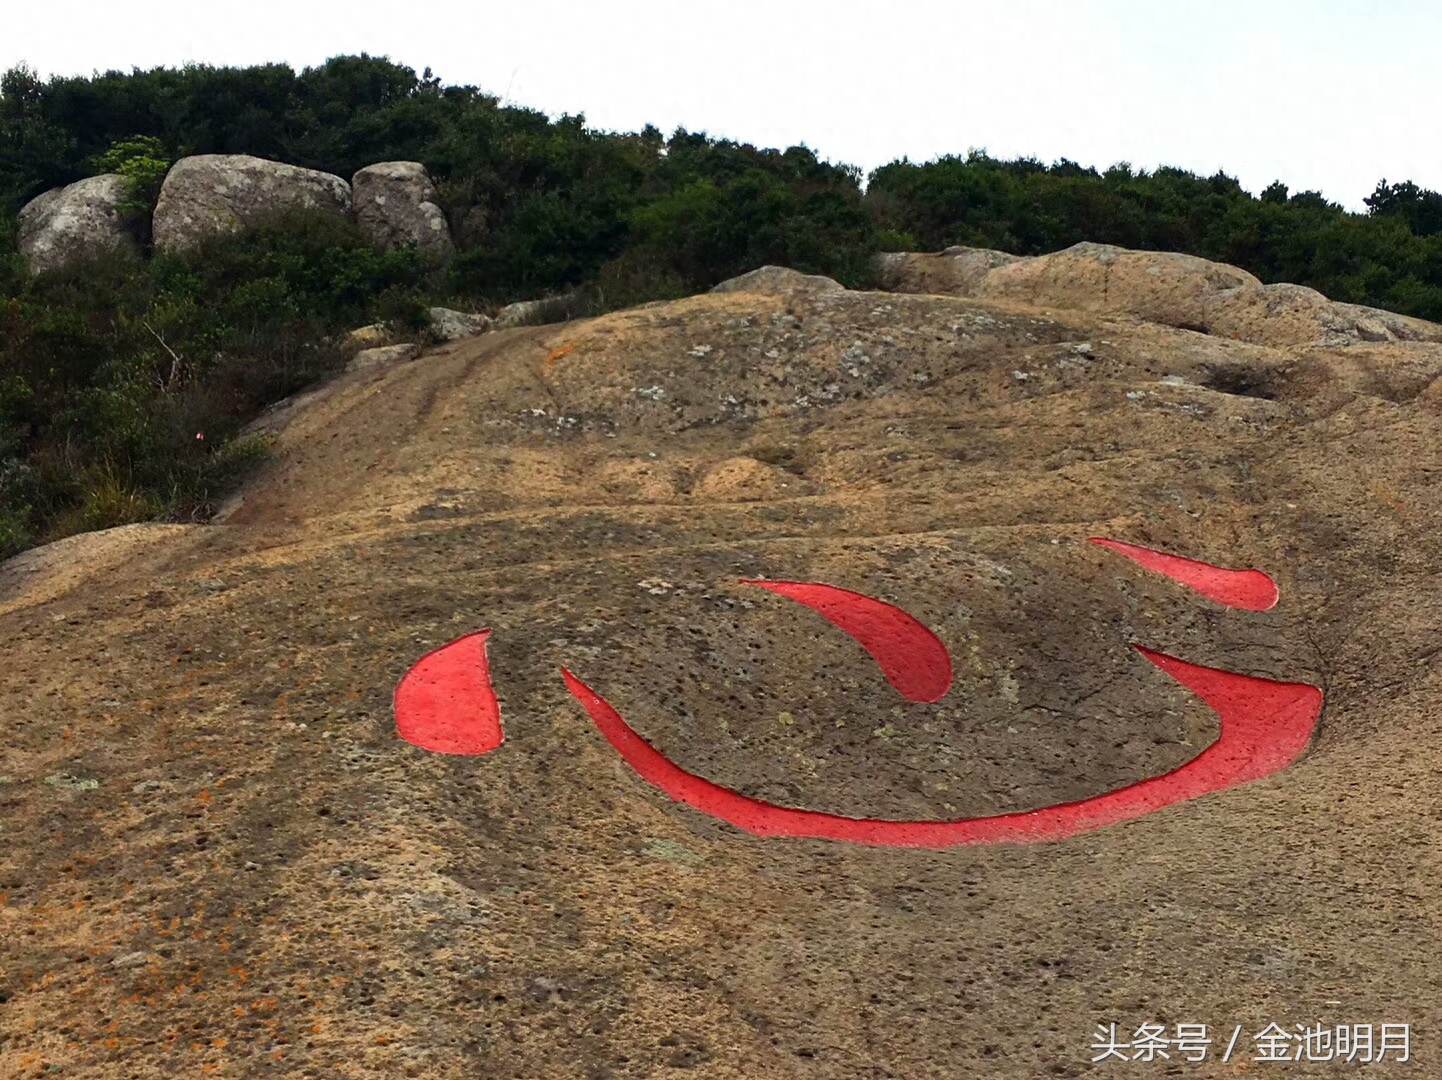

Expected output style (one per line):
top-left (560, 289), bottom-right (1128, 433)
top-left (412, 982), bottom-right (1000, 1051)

top-left (394, 629), bottom-right (503, 755)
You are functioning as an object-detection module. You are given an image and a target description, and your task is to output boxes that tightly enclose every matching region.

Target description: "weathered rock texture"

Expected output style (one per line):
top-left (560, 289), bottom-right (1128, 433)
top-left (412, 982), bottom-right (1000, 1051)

top-left (428, 306), bottom-right (492, 341)
top-left (709, 263), bottom-right (845, 296)
top-left (3, 245), bottom-right (1442, 1078)
top-left (345, 341), bottom-right (419, 373)
top-left (150, 154), bottom-right (351, 253)
top-left (16, 173), bottom-right (138, 274)
top-left (493, 294), bottom-right (576, 329)
top-left (879, 240), bottom-right (1442, 348)
top-left (351, 161), bottom-right (455, 262)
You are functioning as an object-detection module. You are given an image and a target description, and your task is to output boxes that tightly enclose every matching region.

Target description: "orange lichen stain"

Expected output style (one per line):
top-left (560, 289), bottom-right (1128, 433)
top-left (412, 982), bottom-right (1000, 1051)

top-left (374, 1035), bottom-right (393, 1045)
top-left (544, 341), bottom-right (578, 370)
top-left (1369, 480), bottom-right (1409, 517)
top-left (196, 790), bottom-right (212, 804)
top-left (228, 965), bottom-right (250, 986)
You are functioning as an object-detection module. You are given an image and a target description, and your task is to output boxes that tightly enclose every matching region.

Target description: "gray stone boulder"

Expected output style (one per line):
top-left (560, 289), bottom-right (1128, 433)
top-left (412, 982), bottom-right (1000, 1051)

top-left (352, 162), bottom-right (455, 262)
top-left (151, 154), bottom-right (351, 253)
top-left (879, 241), bottom-right (1442, 349)
top-left (710, 265), bottom-right (845, 296)
top-left (17, 174), bottom-right (138, 274)
top-left (875, 246), bottom-right (1024, 294)
top-left (428, 307), bottom-right (492, 341)
top-left (494, 295), bottom-right (578, 329)
top-left (346, 342), bottom-right (419, 374)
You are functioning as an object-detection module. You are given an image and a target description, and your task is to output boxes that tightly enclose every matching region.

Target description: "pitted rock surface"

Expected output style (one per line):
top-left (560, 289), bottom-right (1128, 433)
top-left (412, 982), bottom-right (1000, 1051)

top-left (17, 173), bottom-right (138, 274)
top-left (352, 162), bottom-right (455, 262)
top-left (709, 264), bottom-right (846, 296)
top-left (881, 241), bottom-right (1442, 348)
top-left (151, 154), bottom-right (351, 254)
top-left (3, 248), bottom-right (1441, 1078)
top-left (428, 307), bottom-right (492, 342)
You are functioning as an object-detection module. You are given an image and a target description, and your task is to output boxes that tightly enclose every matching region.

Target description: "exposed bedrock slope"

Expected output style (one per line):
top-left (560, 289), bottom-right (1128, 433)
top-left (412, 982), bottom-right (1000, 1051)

top-left (2, 249), bottom-right (1441, 1078)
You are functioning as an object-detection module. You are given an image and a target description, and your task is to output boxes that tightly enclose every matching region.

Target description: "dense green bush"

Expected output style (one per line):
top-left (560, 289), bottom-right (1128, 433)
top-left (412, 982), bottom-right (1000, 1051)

top-left (90, 134), bottom-right (171, 247)
top-left (0, 208), bottom-right (432, 558)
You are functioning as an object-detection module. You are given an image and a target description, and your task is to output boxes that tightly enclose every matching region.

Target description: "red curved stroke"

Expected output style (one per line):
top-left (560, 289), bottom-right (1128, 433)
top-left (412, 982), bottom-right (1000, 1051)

top-left (1088, 537), bottom-right (1279, 611)
top-left (739, 580), bottom-right (953, 702)
top-left (394, 629), bottom-right (504, 755)
top-left (562, 649), bottom-right (1321, 848)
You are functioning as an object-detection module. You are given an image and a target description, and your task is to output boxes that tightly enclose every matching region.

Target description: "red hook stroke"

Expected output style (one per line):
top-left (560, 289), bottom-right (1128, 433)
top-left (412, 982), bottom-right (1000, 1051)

top-left (562, 649), bottom-right (1321, 848)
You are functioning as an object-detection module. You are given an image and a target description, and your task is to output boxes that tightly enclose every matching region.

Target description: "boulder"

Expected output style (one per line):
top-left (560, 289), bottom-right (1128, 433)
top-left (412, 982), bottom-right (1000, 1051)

top-left (151, 154), bottom-right (351, 253)
top-left (352, 162), bottom-right (455, 262)
top-left (16, 174), bottom-right (139, 274)
top-left (494, 295), bottom-right (577, 329)
top-left (710, 265), bottom-right (846, 296)
top-left (428, 307), bottom-right (492, 342)
top-left (874, 247), bottom-right (1022, 295)
top-left (976, 242), bottom-right (1262, 331)
top-left (346, 342), bottom-right (419, 374)
top-left (880, 241), bottom-right (1442, 349)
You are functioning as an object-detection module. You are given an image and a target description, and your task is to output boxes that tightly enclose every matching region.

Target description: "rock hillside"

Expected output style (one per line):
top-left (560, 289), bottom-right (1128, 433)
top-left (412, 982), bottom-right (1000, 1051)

top-left (2, 245), bottom-right (1441, 1077)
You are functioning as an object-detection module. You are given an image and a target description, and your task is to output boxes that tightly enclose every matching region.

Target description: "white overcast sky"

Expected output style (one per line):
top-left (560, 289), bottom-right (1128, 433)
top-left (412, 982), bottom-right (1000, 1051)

top-left (4, 0), bottom-right (1437, 211)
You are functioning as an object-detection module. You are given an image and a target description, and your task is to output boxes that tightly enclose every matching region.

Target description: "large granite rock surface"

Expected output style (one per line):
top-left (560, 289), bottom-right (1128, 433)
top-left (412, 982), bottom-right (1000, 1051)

top-left (151, 154), bottom-right (351, 253)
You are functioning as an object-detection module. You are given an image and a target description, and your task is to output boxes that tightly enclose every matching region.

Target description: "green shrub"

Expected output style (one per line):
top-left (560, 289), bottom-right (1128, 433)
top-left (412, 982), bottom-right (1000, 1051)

top-left (90, 135), bottom-right (172, 246)
top-left (0, 204), bottom-right (433, 556)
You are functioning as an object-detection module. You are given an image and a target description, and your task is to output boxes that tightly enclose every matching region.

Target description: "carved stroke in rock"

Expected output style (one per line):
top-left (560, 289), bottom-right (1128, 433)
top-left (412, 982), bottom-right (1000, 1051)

top-left (393, 540), bottom-right (1322, 848)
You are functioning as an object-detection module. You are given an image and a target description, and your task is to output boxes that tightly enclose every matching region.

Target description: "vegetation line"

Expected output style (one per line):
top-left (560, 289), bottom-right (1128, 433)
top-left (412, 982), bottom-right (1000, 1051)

top-left (3, 54), bottom-right (1441, 560)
